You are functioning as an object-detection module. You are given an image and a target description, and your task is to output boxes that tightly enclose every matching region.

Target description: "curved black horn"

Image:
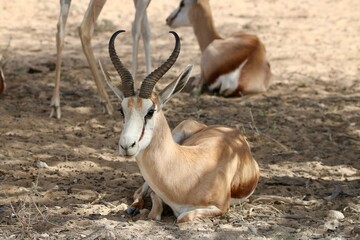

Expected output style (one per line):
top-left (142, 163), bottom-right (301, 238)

top-left (139, 31), bottom-right (181, 98)
top-left (109, 30), bottom-right (135, 97)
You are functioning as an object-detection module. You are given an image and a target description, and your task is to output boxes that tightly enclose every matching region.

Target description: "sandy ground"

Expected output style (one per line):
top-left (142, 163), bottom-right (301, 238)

top-left (0, 0), bottom-right (359, 239)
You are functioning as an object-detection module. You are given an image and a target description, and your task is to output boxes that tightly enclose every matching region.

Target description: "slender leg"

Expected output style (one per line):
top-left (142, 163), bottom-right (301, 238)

top-left (50, 0), bottom-right (72, 119)
top-left (79, 0), bottom-right (113, 115)
top-left (177, 206), bottom-right (223, 223)
top-left (141, 10), bottom-right (152, 75)
top-left (131, 0), bottom-right (151, 81)
top-left (148, 192), bottom-right (163, 221)
top-left (127, 182), bottom-right (149, 216)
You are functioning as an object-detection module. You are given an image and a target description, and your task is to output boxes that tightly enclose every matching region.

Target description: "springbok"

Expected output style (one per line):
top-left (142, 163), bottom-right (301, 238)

top-left (166, 0), bottom-right (272, 97)
top-left (100, 30), bottom-right (260, 222)
top-left (50, 0), bottom-right (152, 119)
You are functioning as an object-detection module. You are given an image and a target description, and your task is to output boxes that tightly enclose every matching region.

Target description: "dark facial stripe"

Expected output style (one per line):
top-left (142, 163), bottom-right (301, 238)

top-left (139, 124), bottom-right (146, 142)
top-left (169, 1), bottom-right (184, 25)
top-left (138, 104), bottom-right (156, 142)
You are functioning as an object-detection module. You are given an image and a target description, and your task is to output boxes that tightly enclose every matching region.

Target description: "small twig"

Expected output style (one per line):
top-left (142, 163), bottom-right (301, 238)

top-left (13, 194), bottom-right (61, 230)
top-left (31, 173), bottom-right (41, 196)
top-left (9, 201), bottom-right (27, 233)
top-left (81, 225), bottom-right (116, 240)
top-left (343, 188), bottom-right (360, 196)
top-left (268, 205), bottom-right (282, 215)
top-left (228, 211), bottom-right (244, 223)
top-left (324, 186), bottom-right (360, 200)
top-left (262, 134), bottom-right (290, 152)
top-left (325, 127), bottom-right (333, 142)
top-left (245, 109), bottom-right (292, 152)
top-left (30, 197), bottom-right (46, 221)
top-left (248, 108), bottom-right (260, 135)
top-left (90, 193), bottom-right (103, 205)
top-left (227, 211), bottom-right (259, 235)
top-left (282, 214), bottom-right (311, 220)
top-left (7, 199), bottom-right (35, 238)
top-left (252, 195), bottom-right (320, 206)
top-left (272, 150), bottom-right (299, 156)
top-left (324, 185), bottom-right (342, 201)
top-left (91, 193), bottom-right (116, 208)
top-left (100, 199), bottom-right (116, 208)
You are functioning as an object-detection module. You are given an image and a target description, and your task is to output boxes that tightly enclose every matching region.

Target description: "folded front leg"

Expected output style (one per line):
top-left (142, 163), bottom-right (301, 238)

top-left (127, 182), bottom-right (149, 216)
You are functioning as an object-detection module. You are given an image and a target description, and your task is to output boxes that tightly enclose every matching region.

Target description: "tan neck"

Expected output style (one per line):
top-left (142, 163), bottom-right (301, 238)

top-left (189, 1), bottom-right (222, 52)
top-left (136, 112), bottom-right (181, 179)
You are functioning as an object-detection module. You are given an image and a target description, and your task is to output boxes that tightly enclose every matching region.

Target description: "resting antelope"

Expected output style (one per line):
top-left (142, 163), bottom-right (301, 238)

top-left (51, 0), bottom-right (152, 119)
top-left (100, 30), bottom-right (260, 222)
top-left (166, 0), bottom-right (272, 97)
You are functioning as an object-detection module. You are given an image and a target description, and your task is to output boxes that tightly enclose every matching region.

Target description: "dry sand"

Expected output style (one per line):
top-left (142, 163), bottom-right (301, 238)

top-left (0, 0), bottom-right (359, 239)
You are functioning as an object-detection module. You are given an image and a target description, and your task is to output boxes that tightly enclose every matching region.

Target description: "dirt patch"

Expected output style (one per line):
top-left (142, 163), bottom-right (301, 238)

top-left (0, 0), bottom-right (359, 239)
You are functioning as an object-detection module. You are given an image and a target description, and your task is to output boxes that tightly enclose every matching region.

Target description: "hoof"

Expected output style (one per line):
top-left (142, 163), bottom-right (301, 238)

top-left (126, 206), bottom-right (140, 216)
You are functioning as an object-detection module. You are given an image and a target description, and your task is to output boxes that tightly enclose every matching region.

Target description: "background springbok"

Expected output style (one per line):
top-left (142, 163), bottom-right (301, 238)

top-left (50, 0), bottom-right (152, 119)
top-left (100, 30), bottom-right (260, 222)
top-left (166, 0), bottom-right (272, 97)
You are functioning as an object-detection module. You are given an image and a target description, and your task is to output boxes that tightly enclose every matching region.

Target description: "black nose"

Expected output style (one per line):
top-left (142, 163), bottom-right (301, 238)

top-left (166, 17), bottom-right (172, 26)
top-left (120, 141), bottom-right (136, 151)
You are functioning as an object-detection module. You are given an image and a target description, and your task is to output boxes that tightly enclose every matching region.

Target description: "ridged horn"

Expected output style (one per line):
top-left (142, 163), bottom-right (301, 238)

top-left (139, 31), bottom-right (181, 98)
top-left (109, 30), bottom-right (135, 97)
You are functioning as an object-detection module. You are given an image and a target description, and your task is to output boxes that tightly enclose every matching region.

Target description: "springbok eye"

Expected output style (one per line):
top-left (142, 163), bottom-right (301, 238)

top-left (145, 109), bottom-right (155, 119)
top-left (118, 107), bottom-right (124, 118)
top-left (180, 0), bottom-right (184, 7)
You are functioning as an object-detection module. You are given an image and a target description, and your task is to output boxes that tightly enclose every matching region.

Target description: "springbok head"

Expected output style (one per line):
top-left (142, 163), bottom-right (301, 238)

top-left (100, 30), bottom-right (193, 157)
top-left (166, 0), bottom-right (198, 28)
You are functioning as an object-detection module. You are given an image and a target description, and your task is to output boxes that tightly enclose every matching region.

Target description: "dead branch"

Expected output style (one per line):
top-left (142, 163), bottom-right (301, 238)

top-left (251, 195), bottom-right (321, 206)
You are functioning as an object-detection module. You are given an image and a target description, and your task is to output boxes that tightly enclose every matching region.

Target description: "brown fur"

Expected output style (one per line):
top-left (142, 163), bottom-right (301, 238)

top-left (135, 106), bottom-right (260, 221)
top-left (136, 97), bottom-right (143, 108)
top-left (203, 33), bottom-right (262, 85)
top-left (188, 0), bottom-right (222, 52)
top-left (183, 0), bottom-right (272, 95)
top-left (127, 97), bottom-right (134, 108)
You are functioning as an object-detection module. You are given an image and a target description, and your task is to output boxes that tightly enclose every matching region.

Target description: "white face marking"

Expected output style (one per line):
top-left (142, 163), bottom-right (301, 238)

top-left (119, 97), bottom-right (157, 157)
top-left (208, 59), bottom-right (248, 96)
top-left (166, 0), bottom-right (192, 28)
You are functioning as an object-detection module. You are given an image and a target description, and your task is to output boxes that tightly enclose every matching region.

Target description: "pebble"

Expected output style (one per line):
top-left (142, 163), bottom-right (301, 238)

top-left (248, 225), bottom-right (258, 235)
top-left (36, 160), bottom-right (49, 168)
top-left (39, 233), bottom-right (49, 238)
top-left (118, 203), bottom-right (128, 211)
top-left (327, 210), bottom-right (344, 220)
top-left (324, 219), bottom-right (339, 231)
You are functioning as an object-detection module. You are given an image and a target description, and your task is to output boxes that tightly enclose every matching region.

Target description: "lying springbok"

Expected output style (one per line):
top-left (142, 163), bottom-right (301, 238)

top-left (166, 0), bottom-right (272, 97)
top-left (100, 30), bottom-right (260, 222)
top-left (51, 0), bottom-right (152, 119)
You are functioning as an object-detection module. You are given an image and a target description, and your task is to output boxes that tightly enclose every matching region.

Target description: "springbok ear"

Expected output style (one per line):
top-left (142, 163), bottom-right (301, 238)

top-left (159, 64), bottom-right (193, 106)
top-left (98, 60), bottom-right (124, 100)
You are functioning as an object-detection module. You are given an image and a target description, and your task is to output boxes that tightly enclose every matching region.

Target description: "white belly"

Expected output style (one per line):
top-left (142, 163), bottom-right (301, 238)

top-left (208, 59), bottom-right (248, 96)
